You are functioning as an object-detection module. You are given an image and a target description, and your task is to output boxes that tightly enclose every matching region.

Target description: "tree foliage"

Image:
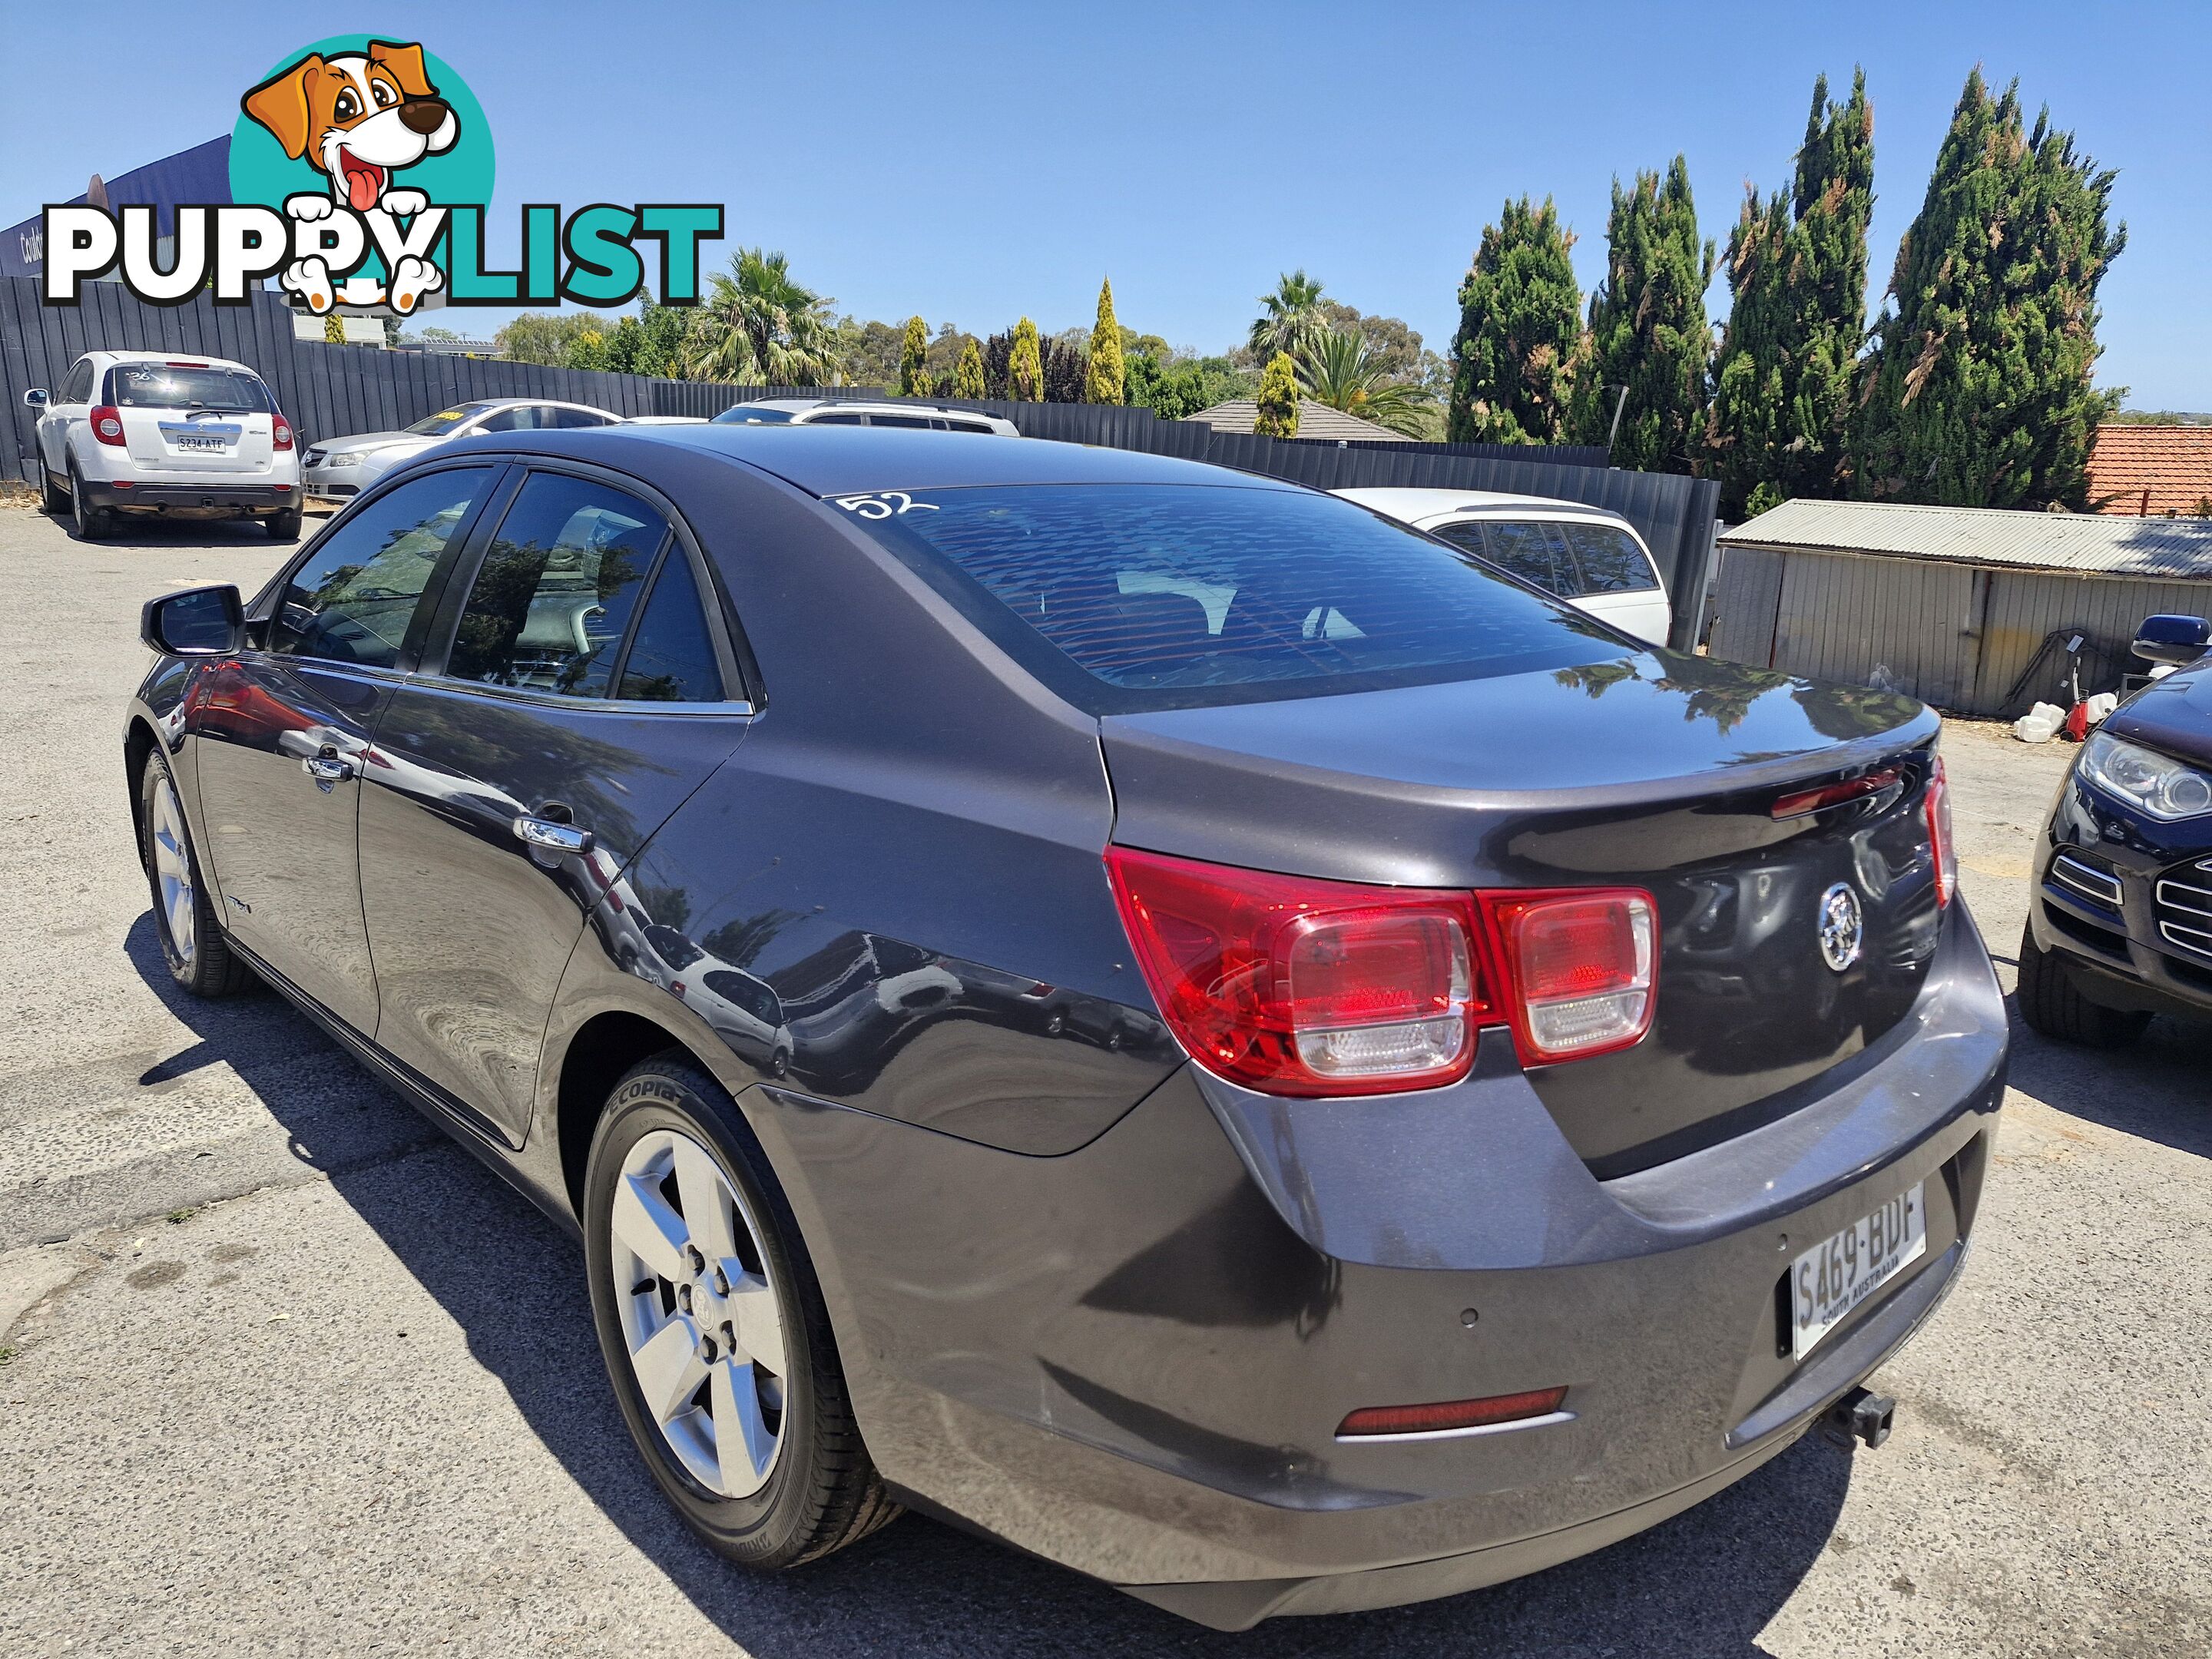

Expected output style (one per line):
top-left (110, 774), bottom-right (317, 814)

top-left (1248, 270), bottom-right (1329, 363)
top-left (1569, 157), bottom-right (1715, 472)
top-left (1296, 329), bottom-right (1437, 435)
top-left (954, 338), bottom-right (987, 399)
top-left (899, 315), bottom-right (929, 396)
top-left (1042, 334), bottom-right (1086, 402)
top-left (495, 310), bottom-right (612, 366)
top-left (1254, 352), bottom-right (1300, 439)
top-left (1008, 317), bottom-right (1044, 401)
top-left (682, 248), bottom-right (842, 386)
top-left (1446, 195), bottom-right (1584, 444)
top-left (1126, 353), bottom-right (1250, 419)
top-left (1087, 279), bottom-right (1126, 404)
top-left (1847, 70), bottom-right (2125, 508)
top-left (1707, 71), bottom-right (1875, 517)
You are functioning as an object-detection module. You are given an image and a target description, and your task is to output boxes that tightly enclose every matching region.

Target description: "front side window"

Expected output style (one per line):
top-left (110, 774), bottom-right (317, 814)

top-left (445, 473), bottom-right (670, 696)
top-left (105, 365), bottom-right (270, 412)
top-left (1562, 523), bottom-right (1661, 594)
top-left (843, 484), bottom-right (1618, 711)
top-left (267, 469), bottom-right (492, 668)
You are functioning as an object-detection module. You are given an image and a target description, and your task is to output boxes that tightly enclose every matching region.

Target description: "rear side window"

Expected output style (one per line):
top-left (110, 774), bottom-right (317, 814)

top-left (445, 473), bottom-right (668, 696)
top-left (550, 407), bottom-right (615, 428)
top-left (842, 484), bottom-right (1617, 710)
top-left (64, 361), bottom-right (95, 402)
top-left (105, 364), bottom-right (270, 412)
top-left (869, 413), bottom-right (933, 429)
top-left (805, 411), bottom-right (865, 426)
top-left (1562, 523), bottom-right (1661, 594)
top-left (268, 469), bottom-right (492, 668)
top-left (618, 552), bottom-right (724, 703)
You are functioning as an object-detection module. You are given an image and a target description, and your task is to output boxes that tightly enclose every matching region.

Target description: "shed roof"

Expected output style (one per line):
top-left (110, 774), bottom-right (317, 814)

top-left (1718, 498), bottom-right (2212, 582)
top-left (2085, 424), bottom-right (2212, 517)
top-left (1182, 398), bottom-right (1404, 442)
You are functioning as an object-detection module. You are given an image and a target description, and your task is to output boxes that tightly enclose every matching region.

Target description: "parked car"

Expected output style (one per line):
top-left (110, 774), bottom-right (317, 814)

top-left (711, 397), bottom-right (1019, 435)
top-left (1334, 487), bottom-right (1672, 646)
top-left (300, 398), bottom-right (623, 502)
top-left (127, 424), bottom-right (2002, 1629)
top-left (24, 351), bottom-right (302, 541)
top-left (2020, 612), bottom-right (2212, 1045)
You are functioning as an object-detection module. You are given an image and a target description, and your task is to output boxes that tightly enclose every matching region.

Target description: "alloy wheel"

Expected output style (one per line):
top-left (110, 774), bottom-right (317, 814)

top-left (150, 775), bottom-right (197, 966)
top-left (608, 1128), bottom-right (788, 1498)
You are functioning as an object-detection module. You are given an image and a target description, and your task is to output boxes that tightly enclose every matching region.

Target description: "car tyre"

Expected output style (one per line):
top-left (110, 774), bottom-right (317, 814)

top-left (583, 1051), bottom-right (899, 1568)
top-left (267, 507), bottom-right (303, 542)
top-left (2015, 922), bottom-right (2150, 1048)
top-left (139, 748), bottom-right (253, 998)
top-left (41, 467), bottom-right (68, 515)
top-left (69, 465), bottom-right (111, 541)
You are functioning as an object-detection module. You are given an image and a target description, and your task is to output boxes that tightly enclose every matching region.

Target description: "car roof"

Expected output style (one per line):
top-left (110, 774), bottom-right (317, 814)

top-left (1334, 485), bottom-right (1640, 529)
top-left (85, 349), bottom-right (258, 375)
top-left (724, 398), bottom-right (1005, 420)
top-left (435, 422), bottom-right (1305, 500)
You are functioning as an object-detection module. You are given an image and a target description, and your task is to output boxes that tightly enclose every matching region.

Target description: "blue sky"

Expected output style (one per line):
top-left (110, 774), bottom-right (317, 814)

top-left (5, 1), bottom-right (2204, 406)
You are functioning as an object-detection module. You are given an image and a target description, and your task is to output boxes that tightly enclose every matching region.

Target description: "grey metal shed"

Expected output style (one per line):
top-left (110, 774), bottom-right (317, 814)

top-left (1710, 501), bottom-right (2212, 716)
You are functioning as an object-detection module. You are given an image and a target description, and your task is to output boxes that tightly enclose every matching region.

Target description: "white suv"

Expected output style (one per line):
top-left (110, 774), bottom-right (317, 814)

top-left (25, 351), bottom-right (303, 541)
top-left (1333, 487), bottom-right (1674, 646)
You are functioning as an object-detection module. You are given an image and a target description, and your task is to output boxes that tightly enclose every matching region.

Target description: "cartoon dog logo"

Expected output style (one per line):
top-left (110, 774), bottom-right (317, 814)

top-left (240, 40), bottom-right (457, 315)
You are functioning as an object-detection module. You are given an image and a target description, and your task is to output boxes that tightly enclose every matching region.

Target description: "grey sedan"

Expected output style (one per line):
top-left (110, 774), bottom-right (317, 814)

top-left (300, 398), bottom-right (622, 501)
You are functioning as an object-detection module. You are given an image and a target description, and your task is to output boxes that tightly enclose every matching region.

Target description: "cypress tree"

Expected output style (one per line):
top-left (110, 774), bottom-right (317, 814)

top-left (1254, 352), bottom-right (1300, 438)
top-left (954, 339), bottom-right (986, 399)
top-left (1849, 71), bottom-right (2124, 508)
top-left (1447, 196), bottom-right (1584, 444)
top-left (898, 315), bottom-right (929, 397)
top-left (1087, 279), bottom-right (1126, 404)
top-left (1008, 318), bottom-right (1044, 401)
top-left (1709, 71), bottom-right (1875, 518)
top-left (1570, 157), bottom-right (1716, 473)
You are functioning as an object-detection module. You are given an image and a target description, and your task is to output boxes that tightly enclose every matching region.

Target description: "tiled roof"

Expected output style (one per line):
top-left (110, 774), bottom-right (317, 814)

top-left (1720, 498), bottom-right (2212, 581)
top-left (1181, 399), bottom-right (1404, 442)
top-left (2086, 424), bottom-right (2212, 517)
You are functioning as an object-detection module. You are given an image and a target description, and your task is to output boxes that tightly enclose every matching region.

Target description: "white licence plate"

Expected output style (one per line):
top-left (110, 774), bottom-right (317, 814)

top-left (1790, 1181), bottom-right (1926, 1359)
top-left (174, 435), bottom-right (227, 452)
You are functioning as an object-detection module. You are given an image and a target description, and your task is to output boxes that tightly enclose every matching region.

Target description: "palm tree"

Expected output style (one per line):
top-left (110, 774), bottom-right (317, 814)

top-left (1248, 270), bottom-right (1329, 363)
top-left (1293, 329), bottom-right (1437, 437)
top-left (682, 248), bottom-right (843, 386)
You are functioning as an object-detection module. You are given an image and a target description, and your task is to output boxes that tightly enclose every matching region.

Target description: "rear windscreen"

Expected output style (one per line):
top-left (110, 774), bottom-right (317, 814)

top-left (839, 483), bottom-right (1637, 710)
top-left (104, 365), bottom-right (271, 412)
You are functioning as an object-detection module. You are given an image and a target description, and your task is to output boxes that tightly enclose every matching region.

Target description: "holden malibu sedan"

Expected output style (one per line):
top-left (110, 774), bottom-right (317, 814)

top-left (126, 426), bottom-right (2005, 1628)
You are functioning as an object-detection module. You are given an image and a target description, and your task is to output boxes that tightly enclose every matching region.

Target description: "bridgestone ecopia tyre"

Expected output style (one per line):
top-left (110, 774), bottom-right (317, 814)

top-left (2015, 922), bottom-right (2151, 1049)
top-left (583, 1052), bottom-right (899, 1568)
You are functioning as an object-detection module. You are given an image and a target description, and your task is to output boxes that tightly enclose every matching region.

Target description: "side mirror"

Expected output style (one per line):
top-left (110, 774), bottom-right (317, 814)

top-left (22, 388), bottom-right (48, 409)
top-left (2132, 614), bottom-right (2211, 668)
top-left (141, 584), bottom-right (245, 656)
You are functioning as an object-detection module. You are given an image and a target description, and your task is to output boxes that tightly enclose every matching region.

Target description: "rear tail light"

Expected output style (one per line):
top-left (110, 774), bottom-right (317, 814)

top-left (1104, 848), bottom-right (1486, 1096)
top-left (1105, 849), bottom-right (1663, 1094)
top-left (1481, 889), bottom-right (1656, 1062)
top-left (273, 415), bottom-right (295, 451)
top-left (1337, 1386), bottom-right (1571, 1440)
top-left (1925, 755), bottom-right (1956, 909)
top-left (90, 406), bottom-right (125, 445)
top-left (1771, 767), bottom-right (1899, 820)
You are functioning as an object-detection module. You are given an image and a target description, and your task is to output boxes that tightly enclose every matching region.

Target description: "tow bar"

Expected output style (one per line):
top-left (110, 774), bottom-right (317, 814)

top-left (1822, 1386), bottom-right (1896, 1450)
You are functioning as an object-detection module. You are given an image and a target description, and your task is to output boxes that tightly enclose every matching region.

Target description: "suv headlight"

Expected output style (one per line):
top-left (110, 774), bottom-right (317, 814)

top-left (2077, 731), bottom-right (2212, 820)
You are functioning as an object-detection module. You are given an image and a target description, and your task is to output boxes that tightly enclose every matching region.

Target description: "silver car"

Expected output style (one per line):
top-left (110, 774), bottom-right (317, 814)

top-left (300, 398), bottom-right (623, 502)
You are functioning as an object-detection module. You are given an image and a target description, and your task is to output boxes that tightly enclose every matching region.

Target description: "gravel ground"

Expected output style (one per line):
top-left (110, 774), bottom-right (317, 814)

top-left (0, 502), bottom-right (2206, 1658)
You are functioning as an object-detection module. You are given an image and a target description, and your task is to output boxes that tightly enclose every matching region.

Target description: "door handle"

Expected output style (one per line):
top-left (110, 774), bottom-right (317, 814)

top-left (302, 750), bottom-right (356, 786)
top-left (514, 816), bottom-right (594, 856)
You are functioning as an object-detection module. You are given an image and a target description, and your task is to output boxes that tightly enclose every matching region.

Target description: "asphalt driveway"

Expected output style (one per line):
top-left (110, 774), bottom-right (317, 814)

top-left (0, 502), bottom-right (2205, 1657)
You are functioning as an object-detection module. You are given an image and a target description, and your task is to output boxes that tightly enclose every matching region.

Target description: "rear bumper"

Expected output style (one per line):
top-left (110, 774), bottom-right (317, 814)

top-left (83, 478), bottom-right (296, 512)
top-left (750, 902), bottom-right (2006, 1625)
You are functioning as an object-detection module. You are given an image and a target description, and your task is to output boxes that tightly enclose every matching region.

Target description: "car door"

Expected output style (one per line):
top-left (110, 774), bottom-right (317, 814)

top-left (356, 463), bottom-right (753, 1144)
top-left (189, 464), bottom-right (503, 1032)
top-left (40, 358), bottom-right (94, 475)
top-left (1555, 519), bottom-right (1673, 647)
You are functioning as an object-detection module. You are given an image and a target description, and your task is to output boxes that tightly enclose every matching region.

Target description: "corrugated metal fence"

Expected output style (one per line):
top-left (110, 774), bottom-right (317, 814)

top-left (1710, 542), bottom-right (2212, 716)
top-left (2, 279), bottom-right (1720, 646)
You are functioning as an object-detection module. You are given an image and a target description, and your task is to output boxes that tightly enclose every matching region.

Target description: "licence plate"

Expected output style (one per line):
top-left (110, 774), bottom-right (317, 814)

top-left (160, 421), bottom-right (240, 452)
top-left (1789, 1182), bottom-right (1926, 1359)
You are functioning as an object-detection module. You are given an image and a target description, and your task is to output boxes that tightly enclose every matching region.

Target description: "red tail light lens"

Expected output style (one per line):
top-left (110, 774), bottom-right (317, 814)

top-left (273, 415), bottom-right (295, 451)
top-left (1925, 755), bottom-right (1955, 909)
top-left (1482, 889), bottom-right (1657, 1062)
top-left (1338, 1386), bottom-right (1570, 1439)
top-left (1105, 848), bottom-right (1487, 1095)
top-left (90, 406), bottom-right (125, 445)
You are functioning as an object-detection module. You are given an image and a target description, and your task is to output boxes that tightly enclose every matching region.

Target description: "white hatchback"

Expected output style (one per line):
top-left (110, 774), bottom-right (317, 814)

top-left (1333, 487), bottom-right (1673, 647)
top-left (25, 351), bottom-right (303, 541)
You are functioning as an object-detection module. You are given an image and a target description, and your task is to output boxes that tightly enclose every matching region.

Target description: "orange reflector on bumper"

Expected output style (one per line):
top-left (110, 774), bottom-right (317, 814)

top-left (1336, 1386), bottom-right (1570, 1440)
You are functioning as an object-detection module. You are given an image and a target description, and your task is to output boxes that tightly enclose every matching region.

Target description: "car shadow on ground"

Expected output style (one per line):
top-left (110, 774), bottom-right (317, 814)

top-left (2001, 997), bottom-right (2212, 1161)
top-left (31, 506), bottom-right (291, 551)
top-left (124, 911), bottom-right (1856, 1657)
